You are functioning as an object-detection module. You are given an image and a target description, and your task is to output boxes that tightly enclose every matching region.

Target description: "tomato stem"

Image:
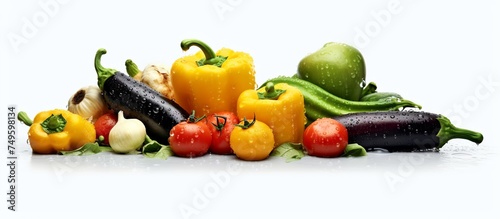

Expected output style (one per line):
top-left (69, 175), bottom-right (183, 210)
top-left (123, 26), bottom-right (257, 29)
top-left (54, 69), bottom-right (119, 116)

top-left (235, 114), bottom-right (256, 130)
top-left (211, 115), bottom-right (227, 132)
top-left (187, 110), bottom-right (206, 123)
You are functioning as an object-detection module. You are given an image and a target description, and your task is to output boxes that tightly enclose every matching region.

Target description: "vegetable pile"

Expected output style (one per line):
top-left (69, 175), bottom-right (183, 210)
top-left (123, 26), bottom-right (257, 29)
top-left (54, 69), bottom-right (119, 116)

top-left (17, 39), bottom-right (484, 162)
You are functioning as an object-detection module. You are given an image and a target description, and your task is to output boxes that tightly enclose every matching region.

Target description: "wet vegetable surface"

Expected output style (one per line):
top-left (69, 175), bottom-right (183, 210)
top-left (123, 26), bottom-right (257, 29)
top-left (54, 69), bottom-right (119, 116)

top-left (333, 111), bottom-right (483, 152)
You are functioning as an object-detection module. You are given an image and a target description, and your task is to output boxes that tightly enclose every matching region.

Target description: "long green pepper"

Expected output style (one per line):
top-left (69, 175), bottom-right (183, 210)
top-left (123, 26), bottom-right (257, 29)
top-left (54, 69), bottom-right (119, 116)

top-left (259, 77), bottom-right (422, 124)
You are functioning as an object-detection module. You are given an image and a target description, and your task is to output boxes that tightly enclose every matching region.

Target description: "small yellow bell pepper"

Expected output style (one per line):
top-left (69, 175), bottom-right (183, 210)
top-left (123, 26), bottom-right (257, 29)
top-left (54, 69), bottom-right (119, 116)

top-left (18, 109), bottom-right (96, 154)
top-left (171, 39), bottom-right (256, 117)
top-left (237, 82), bottom-right (306, 147)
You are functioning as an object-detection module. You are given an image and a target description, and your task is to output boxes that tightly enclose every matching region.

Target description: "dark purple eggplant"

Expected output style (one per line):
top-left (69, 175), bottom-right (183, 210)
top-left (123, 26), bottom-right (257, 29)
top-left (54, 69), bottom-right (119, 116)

top-left (333, 111), bottom-right (483, 152)
top-left (94, 48), bottom-right (189, 144)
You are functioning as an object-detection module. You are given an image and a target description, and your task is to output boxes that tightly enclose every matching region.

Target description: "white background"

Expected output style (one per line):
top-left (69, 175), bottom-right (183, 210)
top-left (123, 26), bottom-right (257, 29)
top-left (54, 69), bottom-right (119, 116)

top-left (1, 0), bottom-right (499, 218)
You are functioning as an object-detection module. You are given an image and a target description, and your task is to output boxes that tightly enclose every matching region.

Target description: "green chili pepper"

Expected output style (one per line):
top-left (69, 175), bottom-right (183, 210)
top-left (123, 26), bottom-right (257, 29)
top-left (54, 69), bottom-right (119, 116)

top-left (259, 77), bottom-right (422, 125)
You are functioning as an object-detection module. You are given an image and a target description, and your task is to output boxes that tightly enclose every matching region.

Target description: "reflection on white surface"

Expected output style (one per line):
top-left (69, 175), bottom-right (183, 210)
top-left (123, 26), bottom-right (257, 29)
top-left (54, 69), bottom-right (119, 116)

top-left (25, 141), bottom-right (496, 172)
top-left (11, 138), bottom-right (499, 218)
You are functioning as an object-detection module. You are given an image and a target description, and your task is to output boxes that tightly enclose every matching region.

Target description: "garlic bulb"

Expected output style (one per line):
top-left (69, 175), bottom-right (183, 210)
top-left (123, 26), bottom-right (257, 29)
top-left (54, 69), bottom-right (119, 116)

top-left (68, 85), bottom-right (108, 122)
top-left (108, 111), bottom-right (146, 153)
top-left (125, 59), bottom-right (174, 100)
top-left (141, 64), bottom-right (175, 100)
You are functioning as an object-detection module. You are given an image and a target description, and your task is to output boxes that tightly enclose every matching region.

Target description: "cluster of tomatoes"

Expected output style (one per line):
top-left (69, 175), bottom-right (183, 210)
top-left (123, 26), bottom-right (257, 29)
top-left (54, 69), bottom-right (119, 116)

top-left (94, 110), bottom-right (350, 160)
top-left (168, 112), bottom-right (239, 158)
top-left (168, 111), bottom-right (350, 160)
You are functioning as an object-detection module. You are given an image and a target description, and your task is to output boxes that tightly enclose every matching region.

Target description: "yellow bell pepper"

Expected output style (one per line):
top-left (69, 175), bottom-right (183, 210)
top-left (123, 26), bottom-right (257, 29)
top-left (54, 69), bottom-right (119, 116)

top-left (18, 109), bottom-right (96, 154)
top-left (171, 39), bottom-right (256, 117)
top-left (237, 82), bottom-right (306, 147)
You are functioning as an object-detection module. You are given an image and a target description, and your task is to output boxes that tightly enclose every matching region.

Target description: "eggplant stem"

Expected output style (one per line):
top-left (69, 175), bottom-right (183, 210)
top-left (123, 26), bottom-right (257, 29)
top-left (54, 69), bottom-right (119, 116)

top-left (436, 116), bottom-right (484, 147)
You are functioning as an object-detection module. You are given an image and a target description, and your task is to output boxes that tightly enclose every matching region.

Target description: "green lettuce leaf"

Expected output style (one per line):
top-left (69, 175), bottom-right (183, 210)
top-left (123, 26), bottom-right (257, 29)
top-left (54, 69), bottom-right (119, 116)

top-left (342, 143), bottom-right (367, 157)
top-left (60, 142), bottom-right (112, 156)
top-left (142, 136), bottom-right (173, 159)
top-left (270, 143), bottom-right (305, 162)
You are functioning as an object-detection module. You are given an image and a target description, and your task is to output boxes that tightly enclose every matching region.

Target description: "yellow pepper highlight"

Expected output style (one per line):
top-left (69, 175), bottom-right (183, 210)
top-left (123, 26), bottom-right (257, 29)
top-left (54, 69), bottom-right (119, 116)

top-left (171, 39), bottom-right (256, 117)
top-left (237, 82), bottom-right (306, 147)
top-left (26, 109), bottom-right (96, 154)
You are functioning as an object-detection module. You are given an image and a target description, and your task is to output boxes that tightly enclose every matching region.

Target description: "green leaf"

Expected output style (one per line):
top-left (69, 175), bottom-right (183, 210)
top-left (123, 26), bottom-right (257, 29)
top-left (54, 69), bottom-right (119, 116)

top-left (142, 137), bottom-right (173, 160)
top-left (99, 146), bottom-right (114, 152)
top-left (60, 142), bottom-right (109, 156)
top-left (270, 143), bottom-right (305, 162)
top-left (342, 143), bottom-right (367, 157)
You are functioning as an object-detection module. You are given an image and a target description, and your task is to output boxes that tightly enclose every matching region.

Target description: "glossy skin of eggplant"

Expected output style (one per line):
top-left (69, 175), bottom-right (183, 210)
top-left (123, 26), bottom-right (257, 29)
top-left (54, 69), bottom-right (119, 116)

top-left (103, 72), bottom-right (189, 144)
top-left (334, 111), bottom-right (443, 152)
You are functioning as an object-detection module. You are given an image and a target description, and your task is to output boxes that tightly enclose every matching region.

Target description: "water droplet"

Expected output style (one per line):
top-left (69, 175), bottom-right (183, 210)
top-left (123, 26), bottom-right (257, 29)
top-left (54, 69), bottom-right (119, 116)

top-left (153, 107), bottom-right (159, 114)
top-left (390, 115), bottom-right (395, 119)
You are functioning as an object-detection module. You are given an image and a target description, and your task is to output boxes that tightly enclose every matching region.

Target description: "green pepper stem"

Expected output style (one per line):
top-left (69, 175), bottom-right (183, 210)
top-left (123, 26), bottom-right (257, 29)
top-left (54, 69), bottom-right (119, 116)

top-left (95, 48), bottom-right (118, 89)
top-left (180, 39), bottom-right (227, 67)
top-left (41, 114), bottom-right (67, 134)
top-left (257, 82), bottom-right (286, 100)
top-left (436, 115), bottom-right (484, 147)
top-left (17, 111), bottom-right (33, 126)
top-left (125, 59), bottom-right (141, 77)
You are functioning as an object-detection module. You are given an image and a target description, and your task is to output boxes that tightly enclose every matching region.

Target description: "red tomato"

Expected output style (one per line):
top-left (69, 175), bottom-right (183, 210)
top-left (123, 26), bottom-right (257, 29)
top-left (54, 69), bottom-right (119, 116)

top-left (94, 112), bottom-right (118, 145)
top-left (168, 119), bottom-right (212, 158)
top-left (206, 112), bottom-right (239, 155)
top-left (303, 118), bottom-right (348, 158)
